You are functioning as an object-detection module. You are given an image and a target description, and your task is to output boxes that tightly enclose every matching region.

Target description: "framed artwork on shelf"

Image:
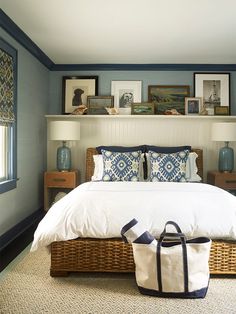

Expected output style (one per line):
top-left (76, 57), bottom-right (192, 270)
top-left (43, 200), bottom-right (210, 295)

top-left (148, 85), bottom-right (190, 115)
top-left (62, 76), bottom-right (98, 114)
top-left (111, 80), bottom-right (142, 115)
top-left (87, 96), bottom-right (114, 115)
top-left (185, 97), bottom-right (202, 115)
top-left (194, 72), bottom-right (230, 115)
top-left (131, 102), bottom-right (154, 115)
top-left (214, 106), bottom-right (229, 116)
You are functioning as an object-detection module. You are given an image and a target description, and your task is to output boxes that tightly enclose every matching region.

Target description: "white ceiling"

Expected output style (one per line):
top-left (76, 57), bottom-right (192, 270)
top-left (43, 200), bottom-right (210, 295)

top-left (1, 0), bottom-right (236, 64)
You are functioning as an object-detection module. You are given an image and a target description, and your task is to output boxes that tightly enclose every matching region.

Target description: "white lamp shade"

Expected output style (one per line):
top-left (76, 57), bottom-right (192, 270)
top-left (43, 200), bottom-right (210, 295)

top-left (48, 121), bottom-right (80, 141)
top-left (211, 123), bottom-right (236, 142)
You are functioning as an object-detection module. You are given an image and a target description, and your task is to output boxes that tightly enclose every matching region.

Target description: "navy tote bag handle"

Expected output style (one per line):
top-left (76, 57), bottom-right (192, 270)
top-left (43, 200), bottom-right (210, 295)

top-left (157, 221), bottom-right (189, 293)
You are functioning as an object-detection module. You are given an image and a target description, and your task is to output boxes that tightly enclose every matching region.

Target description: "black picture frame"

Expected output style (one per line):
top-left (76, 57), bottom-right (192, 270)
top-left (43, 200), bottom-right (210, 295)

top-left (62, 76), bottom-right (98, 114)
top-left (194, 72), bottom-right (230, 115)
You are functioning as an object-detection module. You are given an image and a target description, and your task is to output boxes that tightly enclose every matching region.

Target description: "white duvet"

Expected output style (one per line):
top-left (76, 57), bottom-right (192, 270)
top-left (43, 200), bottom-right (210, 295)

top-left (31, 181), bottom-right (236, 251)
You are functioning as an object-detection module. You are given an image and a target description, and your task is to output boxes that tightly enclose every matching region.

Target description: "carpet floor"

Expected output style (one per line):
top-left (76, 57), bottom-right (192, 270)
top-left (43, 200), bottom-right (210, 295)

top-left (0, 247), bottom-right (236, 314)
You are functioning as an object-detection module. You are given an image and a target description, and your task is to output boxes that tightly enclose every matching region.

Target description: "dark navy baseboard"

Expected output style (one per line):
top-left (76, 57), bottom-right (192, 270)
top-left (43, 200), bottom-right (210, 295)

top-left (0, 209), bottom-right (44, 272)
top-left (1, 9), bottom-right (236, 72)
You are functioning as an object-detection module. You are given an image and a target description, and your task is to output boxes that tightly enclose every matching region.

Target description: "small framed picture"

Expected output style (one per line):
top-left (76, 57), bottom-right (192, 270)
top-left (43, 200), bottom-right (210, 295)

top-left (87, 96), bottom-right (114, 115)
top-left (185, 97), bottom-right (202, 115)
top-left (62, 76), bottom-right (98, 114)
top-left (111, 80), bottom-right (142, 115)
top-left (131, 102), bottom-right (154, 115)
top-left (214, 106), bottom-right (229, 116)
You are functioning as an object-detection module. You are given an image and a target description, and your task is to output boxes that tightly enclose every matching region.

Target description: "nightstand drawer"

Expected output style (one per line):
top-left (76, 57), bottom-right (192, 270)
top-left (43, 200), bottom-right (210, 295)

top-left (45, 172), bottom-right (77, 188)
top-left (207, 171), bottom-right (236, 190)
top-left (214, 177), bottom-right (236, 189)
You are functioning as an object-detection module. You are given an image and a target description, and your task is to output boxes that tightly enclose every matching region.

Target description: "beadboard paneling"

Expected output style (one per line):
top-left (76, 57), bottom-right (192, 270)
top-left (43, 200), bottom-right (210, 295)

top-left (46, 116), bottom-right (236, 182)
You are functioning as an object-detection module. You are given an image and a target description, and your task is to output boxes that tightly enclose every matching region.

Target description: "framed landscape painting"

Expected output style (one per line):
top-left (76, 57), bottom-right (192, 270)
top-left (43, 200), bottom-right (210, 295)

top-left (148, 85), bottom-right (190, 115)
top-left (87, 96), bottom-right (114, 115)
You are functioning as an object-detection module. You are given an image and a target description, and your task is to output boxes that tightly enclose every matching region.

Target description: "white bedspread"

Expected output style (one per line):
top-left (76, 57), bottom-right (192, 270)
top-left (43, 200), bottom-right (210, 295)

top-left (31, 182), bottom-right (236, 251)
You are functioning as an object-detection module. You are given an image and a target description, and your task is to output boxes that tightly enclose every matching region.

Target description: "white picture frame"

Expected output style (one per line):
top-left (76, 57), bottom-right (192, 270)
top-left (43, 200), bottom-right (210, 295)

top-left (185, 97), bottom-right (202, 115)
top-left (111, 81), bottom-right (142, 115)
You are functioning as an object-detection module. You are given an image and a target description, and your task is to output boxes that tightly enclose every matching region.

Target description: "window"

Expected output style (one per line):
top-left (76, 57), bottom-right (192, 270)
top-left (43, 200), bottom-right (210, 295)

top-left (0, 38), bottom-right (17, 193)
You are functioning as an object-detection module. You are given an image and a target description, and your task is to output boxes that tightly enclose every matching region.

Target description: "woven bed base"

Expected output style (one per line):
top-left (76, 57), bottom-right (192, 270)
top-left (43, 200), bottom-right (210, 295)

top-left (50, 238), bottom-right (236, 277)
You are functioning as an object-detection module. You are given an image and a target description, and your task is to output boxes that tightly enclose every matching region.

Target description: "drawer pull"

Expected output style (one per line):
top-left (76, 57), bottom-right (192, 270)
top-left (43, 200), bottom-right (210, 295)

top-left (225, 180), bottom-right (236, 184)
top-left (53, 178), bottom-right (66, 182)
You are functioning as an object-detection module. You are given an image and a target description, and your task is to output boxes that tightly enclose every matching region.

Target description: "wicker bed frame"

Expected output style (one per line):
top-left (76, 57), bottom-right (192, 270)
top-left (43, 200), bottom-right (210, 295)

top-left (50, 148), bottom-right (236, 277)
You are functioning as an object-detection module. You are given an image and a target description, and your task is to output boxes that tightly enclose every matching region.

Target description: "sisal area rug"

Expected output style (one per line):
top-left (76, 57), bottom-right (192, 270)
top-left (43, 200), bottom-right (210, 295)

top-left (0, 247), bottom-right (236, 314)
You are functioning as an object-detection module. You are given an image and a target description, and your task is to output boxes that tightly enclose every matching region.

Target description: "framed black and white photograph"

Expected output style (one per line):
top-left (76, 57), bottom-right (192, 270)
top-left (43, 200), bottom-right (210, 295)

top-left (194, 73), bottom-right (230, 115)
top-left (185, 97), bottom-right (202, 115)
top-left (62, 76), bottom-right (98, 114)
top-left (111, 81), bottom-right (142, 115)
top-left (87, 96), bottom-right (114, 115)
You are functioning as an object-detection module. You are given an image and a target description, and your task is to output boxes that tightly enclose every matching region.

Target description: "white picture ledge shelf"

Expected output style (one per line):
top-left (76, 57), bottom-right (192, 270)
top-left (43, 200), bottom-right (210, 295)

top-left (45, 115), bottom-right (236, 120)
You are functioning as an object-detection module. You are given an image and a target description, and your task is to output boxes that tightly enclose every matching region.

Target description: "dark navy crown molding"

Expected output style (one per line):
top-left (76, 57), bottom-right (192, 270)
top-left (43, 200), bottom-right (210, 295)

top-left (1, 9), bottom-right (236, 72)
top-left (0, 9), bottom-right (54, 70)
top-left (51, 63), bottom-right (236, 71)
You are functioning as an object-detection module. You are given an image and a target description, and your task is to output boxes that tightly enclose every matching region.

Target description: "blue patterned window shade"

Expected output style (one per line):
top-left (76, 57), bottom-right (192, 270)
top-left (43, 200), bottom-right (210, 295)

top-left (0, 42), bottom-right (16, 125)
top-left (0, 38), bottom-right (17, 193)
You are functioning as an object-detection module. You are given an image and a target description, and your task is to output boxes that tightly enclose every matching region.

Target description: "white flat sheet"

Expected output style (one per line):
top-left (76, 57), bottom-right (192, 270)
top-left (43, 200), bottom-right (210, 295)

top-left (31, 182), bottom-right (236, 251)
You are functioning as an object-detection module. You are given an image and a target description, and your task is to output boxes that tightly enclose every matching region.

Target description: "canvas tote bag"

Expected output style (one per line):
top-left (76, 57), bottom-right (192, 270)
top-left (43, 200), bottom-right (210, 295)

top-left (121, 219), bottom-right (212, 298)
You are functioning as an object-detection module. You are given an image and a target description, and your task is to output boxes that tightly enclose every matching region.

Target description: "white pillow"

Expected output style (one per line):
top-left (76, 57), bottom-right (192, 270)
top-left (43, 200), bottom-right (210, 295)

top-left (145, 152), bottom-right (201, 182)
top-left (91, 154), bottom-right (145, 181)
top-left (91, 154), bottom-right (104, 181)
top-left (185, 152), bottom-right (202, 182)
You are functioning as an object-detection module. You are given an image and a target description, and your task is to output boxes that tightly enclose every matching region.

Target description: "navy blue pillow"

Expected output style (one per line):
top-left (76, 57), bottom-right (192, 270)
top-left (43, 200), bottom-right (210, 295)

top-left (96, 145), bottom-right (146, 154)
top-left (146, 145), bottom-right (191, 153)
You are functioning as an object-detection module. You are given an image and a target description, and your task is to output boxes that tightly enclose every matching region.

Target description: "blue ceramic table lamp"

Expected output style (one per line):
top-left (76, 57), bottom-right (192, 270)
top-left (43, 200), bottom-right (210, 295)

top-left (211, 122), bottom-right (236, 172)
top-left (48, 121), bottom-right (80, 171)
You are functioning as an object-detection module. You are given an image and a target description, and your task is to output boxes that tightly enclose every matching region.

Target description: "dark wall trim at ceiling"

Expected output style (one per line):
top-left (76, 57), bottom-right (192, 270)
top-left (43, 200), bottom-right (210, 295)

top-left (0, 208), bottom-right (44, 271)
top-left (0, 9), bottom-right (54, 70)
top-left (51, 63), bottom-right (236, 72)
top-left (1, 9), bottom-right (236, 72)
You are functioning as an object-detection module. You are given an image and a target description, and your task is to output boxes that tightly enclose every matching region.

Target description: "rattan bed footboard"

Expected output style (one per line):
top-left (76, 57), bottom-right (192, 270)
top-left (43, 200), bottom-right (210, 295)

top-left (50, 238), bottom-right (236, 276)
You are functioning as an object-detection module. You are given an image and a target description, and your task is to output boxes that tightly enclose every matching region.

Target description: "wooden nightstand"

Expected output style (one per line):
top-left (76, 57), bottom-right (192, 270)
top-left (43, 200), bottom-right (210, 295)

top-left (44, 170), bottom-right (79, 211)
top-left (207, 171), bottom-right (236, 193)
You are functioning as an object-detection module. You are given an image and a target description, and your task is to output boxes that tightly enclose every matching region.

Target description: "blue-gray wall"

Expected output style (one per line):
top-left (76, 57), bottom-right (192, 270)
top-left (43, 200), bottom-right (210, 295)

top-left (0, 28), bottom-right (49, 236)
top-left (49, 71), bottom-right (236, 115)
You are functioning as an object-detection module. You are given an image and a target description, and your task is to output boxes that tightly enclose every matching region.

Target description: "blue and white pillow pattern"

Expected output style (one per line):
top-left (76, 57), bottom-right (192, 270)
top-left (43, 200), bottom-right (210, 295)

top-left (101, 150), bottom-right (142, 181)
top-left (148, 150), bottom-right (189, 182)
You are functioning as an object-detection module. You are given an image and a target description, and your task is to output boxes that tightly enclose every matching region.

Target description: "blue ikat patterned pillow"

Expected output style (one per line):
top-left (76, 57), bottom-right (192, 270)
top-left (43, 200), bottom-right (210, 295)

top-left (148, 150), bottom-right (189, 182)
top-left (101, 150), bottom-right (142, 182)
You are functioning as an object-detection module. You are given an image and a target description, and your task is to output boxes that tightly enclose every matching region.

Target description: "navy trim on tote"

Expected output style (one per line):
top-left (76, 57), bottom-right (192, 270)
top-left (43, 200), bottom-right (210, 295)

top-left (138, 286), bottom-right (209, 299)
top-left (133, 231), bottom-right (155, 244)
top-left (120, 218), bottom-right (138, 243)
